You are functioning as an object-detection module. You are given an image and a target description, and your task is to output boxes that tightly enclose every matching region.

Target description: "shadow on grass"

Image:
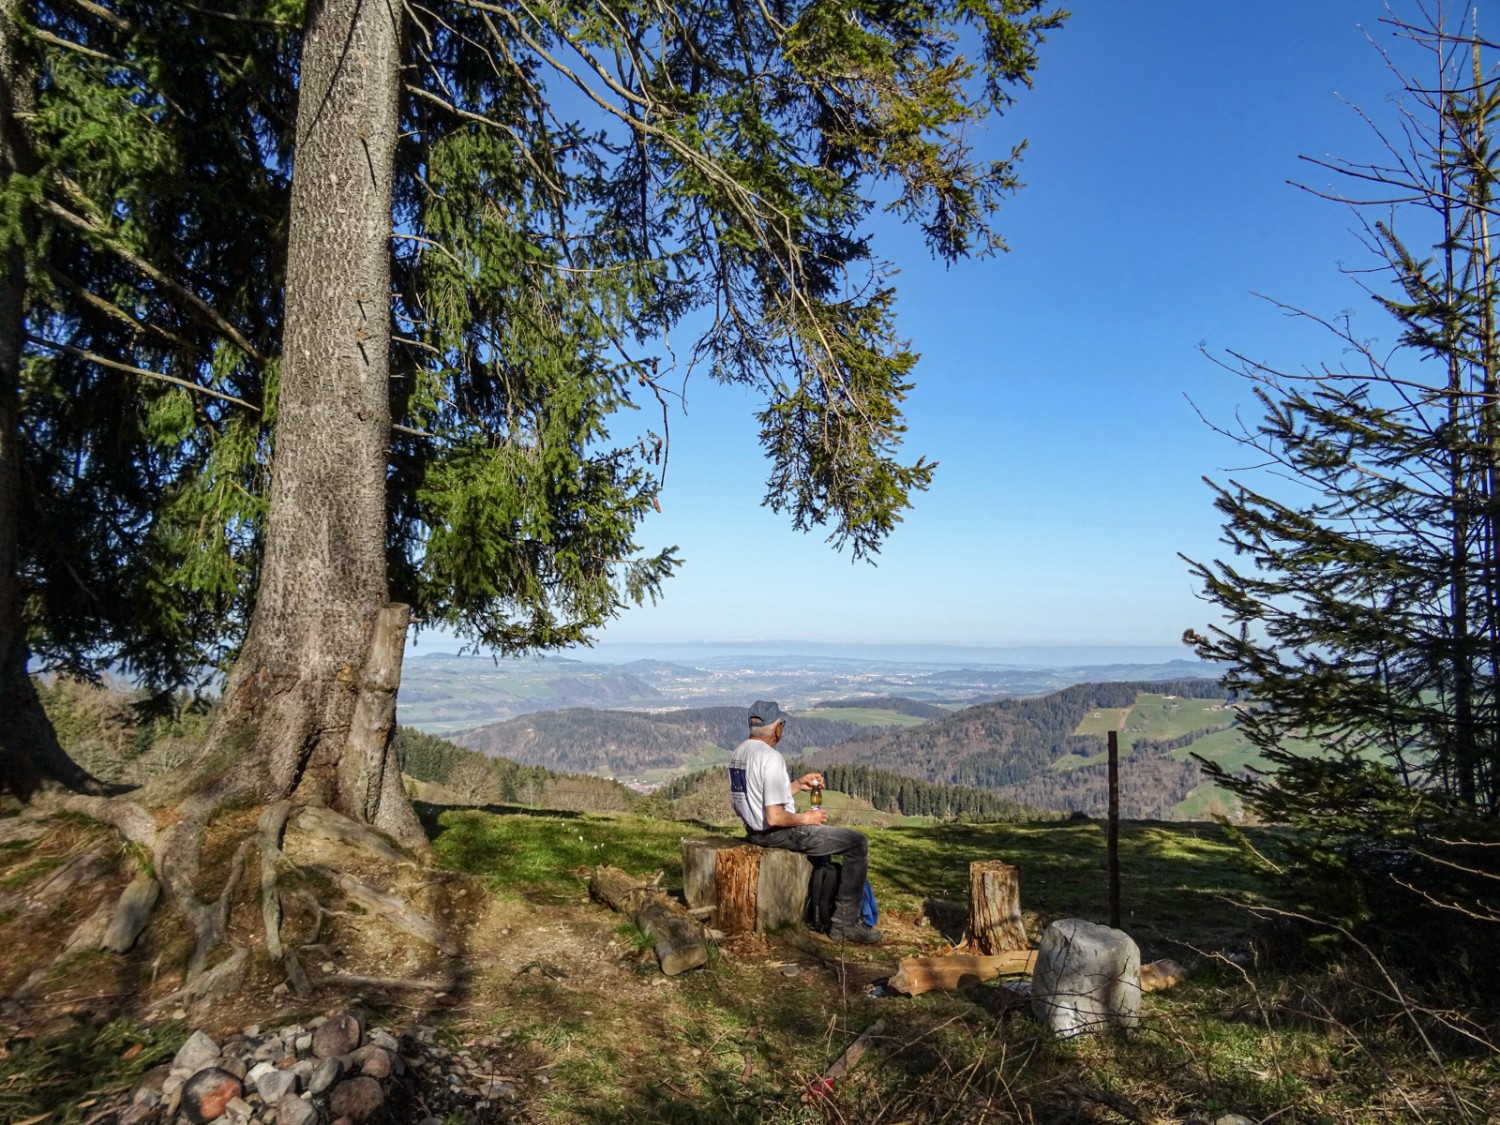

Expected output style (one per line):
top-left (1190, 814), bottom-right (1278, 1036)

top-left (869, 819), bottom-right (1278, 959)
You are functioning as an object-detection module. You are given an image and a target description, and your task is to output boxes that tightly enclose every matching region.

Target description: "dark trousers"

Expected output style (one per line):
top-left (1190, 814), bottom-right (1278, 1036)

top-left (747, 825), bottom-right (868, 920)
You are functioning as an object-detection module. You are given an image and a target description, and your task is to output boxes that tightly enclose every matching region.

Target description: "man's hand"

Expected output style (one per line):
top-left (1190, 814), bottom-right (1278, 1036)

top-left (764, 804), bottom-right (828, 828)
top-left (792, 771), bottom-right (824, 795)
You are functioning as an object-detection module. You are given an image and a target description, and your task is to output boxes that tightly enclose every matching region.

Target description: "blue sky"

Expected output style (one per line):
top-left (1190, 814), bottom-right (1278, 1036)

top-left (423, 2), bottom-right (1433, 655)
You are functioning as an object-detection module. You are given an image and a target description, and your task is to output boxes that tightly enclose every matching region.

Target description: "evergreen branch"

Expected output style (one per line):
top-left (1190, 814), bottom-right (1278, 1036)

top-left (51, 0), bottom-right (133, 36)
top-left (28, 337), bottom-right (258, 412)
top-left (29, 27), bottom-right (122, 65)
top-left (41, 263), bottom-right (199, 354)
top-left (401, 82), bottom-right (564, 198)
top-left (37, 193), bottom-right (268, 367)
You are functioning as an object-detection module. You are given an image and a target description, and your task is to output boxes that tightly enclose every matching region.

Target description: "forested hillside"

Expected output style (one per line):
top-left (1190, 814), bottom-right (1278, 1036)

top-left (450, 705), bottom-right (884, 777)
top-left (809, 680), bottom-right (1236, 819)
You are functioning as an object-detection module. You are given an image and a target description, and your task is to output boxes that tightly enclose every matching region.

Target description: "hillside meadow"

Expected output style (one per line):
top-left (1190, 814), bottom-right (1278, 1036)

top-left (6, 799), bottom-right (1496, 1124)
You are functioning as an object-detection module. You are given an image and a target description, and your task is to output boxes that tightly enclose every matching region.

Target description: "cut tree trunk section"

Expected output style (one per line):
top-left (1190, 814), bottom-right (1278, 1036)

top-left (956, 860), bottom-right (1027, 954)
top-left (886, 951), bottom-right (1037, 996)
top-left (681, 836), bottom-right (811, 935)
top-left (589, 865), bottom-right (706, 976)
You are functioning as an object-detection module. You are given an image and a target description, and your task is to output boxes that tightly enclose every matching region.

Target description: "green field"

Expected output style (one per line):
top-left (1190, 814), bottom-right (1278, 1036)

top-left (1122, 693), bottom-right (1237, 740)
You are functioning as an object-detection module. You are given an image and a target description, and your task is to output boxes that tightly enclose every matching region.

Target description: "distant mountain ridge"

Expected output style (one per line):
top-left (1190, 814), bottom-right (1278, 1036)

top-left (398, 647), bottom-right (1223, 733)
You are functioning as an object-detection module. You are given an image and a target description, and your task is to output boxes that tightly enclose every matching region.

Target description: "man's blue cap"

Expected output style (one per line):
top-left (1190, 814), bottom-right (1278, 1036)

top-left (749, 700), bottom-right (785, 726)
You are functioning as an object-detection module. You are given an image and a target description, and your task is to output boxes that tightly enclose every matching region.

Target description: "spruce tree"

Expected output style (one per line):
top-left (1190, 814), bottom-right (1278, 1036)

top-left (1184, 5), bottom-right (1500, 937)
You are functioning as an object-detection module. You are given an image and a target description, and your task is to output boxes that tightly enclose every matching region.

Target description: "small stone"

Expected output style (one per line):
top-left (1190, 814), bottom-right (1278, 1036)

top-left (253, 1038), bottom-right (287, 1062)
top-left (276, 1093), bottom-right (319, 1125)
top-left (350, 1045), bottom-right (392, 1079)
top-left (181, 1066), bottom-right (244, 1125)
top-left (294, 1033), bottom-right (313, 1055)
top-left (309, 1056), bottom-right (343, 1095)
top-left (118, 1104), bottom-right (156, 1125)
top-left (248, 1062), bottom-right (276, 1086)
top-left (243, 1025), bottom-right (261, 1038)
top-left (1215, 1117), bottom-right (1257, 1125)
top-left (781, 965), bottom-right (800, 977)
top-left (366, 1028), bottom-right (399, 1053)
top-left (312, 1010), bottom-right (364, 1059)
top-left (219, 1055), bottom-right (249, 1081)
top-left (131, 1064), bottom-right (172, 1106)
top-left (257, 1067), bottom-right (299, 1104)
top-left (328, 1076), bottom-right (384, 1122)
top-left (226, 1096), bottom-right (254, 1116)
top-left (173, 1030), bottom-right (222, 1073)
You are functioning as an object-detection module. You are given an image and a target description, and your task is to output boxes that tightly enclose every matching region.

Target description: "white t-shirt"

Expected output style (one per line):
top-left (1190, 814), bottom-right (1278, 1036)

top-left (729, 737), bottom-right (794, 832)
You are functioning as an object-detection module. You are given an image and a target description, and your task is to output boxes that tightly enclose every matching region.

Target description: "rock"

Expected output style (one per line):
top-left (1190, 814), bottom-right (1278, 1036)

top-left (1030, 918), bottom-right (1142, 1037)
top-left (312, 1009), bottom-right (364, 1059)
top-left (218, 1054), bottom-right (249, 1081)
top-left (181, 1067), bottom-right (244, 1124)
top-left (328, 1076), bottom-right (384, 1122)
top-left (130, 1064), bottom-right (172, 1106)
top-left (257, 1066), bottom-right (300, 1104)
top-left (350, 1044), bottom-right (392, 1079)
top-left (1215, 1117), bottom-right (1257, 1125)
top-left (253, 1037), bottom-right (287, 1062)
top-left (277, 1092), bottom-right (319, 1125)
top-left (367, 1028), bottom-right (399, 1053)
top-left (100, 874), bottom-right (161, 954)
top-left (309, 1056), bottom-right (344, 1095)
top-left (173, 1030), bottom-right (222, 1073)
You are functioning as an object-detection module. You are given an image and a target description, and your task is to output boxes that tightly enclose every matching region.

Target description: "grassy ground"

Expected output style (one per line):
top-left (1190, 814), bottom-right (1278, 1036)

top-left (422, 809), bottom-right (1499, 1124)
top-left (5, 806), bottom-right (1497, 1125)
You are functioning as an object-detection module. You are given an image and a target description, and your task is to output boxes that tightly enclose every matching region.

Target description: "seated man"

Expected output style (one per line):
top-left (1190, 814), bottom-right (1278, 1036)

top-left (728, 700), bottom-right (882, 944)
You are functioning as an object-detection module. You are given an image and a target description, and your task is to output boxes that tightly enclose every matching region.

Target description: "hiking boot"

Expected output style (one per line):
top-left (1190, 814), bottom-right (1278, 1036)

top-left (828, 919), bottom-right (884, 944)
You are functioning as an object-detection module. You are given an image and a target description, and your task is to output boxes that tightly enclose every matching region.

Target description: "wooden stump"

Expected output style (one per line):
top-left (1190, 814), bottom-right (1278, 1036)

top-left (715, 847), bottom-right (760, 934)
top-left (957, 860), bottom-right (1027, 954)
top-left (681, 836), bottom-right (812, 934)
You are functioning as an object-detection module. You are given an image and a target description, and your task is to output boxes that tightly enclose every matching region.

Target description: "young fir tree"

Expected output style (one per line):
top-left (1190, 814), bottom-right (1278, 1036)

top-left (1183, 5), bottom-right (1500, 936)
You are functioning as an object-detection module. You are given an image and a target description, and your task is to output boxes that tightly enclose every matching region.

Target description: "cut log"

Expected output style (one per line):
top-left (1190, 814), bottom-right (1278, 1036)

top-left (681, 836), bottom-right (811, 934)
top-left (1140, 958), bottom-right (1186, 992)
top-left (589, 865), bottom-right (707, 976)
top-left (886, 951), bottom-right (1037, 997)
top-left (956, 860), bottom-right (1027, 954)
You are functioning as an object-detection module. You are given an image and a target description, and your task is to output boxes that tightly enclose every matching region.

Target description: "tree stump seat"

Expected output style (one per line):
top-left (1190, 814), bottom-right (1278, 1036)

top-left (680, 835), bottom-right (812, 934)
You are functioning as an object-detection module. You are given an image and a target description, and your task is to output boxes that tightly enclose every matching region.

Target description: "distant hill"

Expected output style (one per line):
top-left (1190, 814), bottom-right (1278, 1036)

top-left (396, 648), bottom-right (1225, 732)
top-left (808, 679), bottom-right (1237, 820)
top-left (448, 704), bottom-right (906, 781)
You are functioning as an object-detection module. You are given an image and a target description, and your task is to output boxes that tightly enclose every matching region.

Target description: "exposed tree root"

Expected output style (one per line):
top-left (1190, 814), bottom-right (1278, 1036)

top-left (2, 790), bottom-right (467, 1029)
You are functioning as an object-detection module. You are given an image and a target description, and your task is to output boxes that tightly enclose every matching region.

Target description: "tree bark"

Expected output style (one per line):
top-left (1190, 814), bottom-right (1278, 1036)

top-left (713, 846), bottom-right (761, 935)
top-left (956, 860), bottom-right (1027, 954)
top-left (193, 0), bottom-right (419, 845)
top-left (0, 0), bottom-right (102, 803)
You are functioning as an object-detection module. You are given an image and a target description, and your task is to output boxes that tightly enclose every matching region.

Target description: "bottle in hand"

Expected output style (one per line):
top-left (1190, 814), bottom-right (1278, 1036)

top-left (810, 781), bottom-right (822, 809)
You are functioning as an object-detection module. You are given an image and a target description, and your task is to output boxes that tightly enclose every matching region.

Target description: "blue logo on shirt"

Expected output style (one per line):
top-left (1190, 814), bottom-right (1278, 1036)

top-left (729, 767), bottom-right (747, 794)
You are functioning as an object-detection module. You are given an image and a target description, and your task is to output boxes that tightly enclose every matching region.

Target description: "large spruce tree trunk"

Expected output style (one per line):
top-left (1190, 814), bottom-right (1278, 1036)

top-left (0, 0), bottom-right (102, 802)
top-left (196, 0), bottom-right (420, 845)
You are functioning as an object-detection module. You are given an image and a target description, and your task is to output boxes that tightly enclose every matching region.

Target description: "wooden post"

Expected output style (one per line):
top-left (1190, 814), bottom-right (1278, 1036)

top-left (956, 860), bottom-right (1027, 953)
top-left (714, 846), bottom-right (762, 934)
top-left (1108, 729), bottom-right (1121, 929)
